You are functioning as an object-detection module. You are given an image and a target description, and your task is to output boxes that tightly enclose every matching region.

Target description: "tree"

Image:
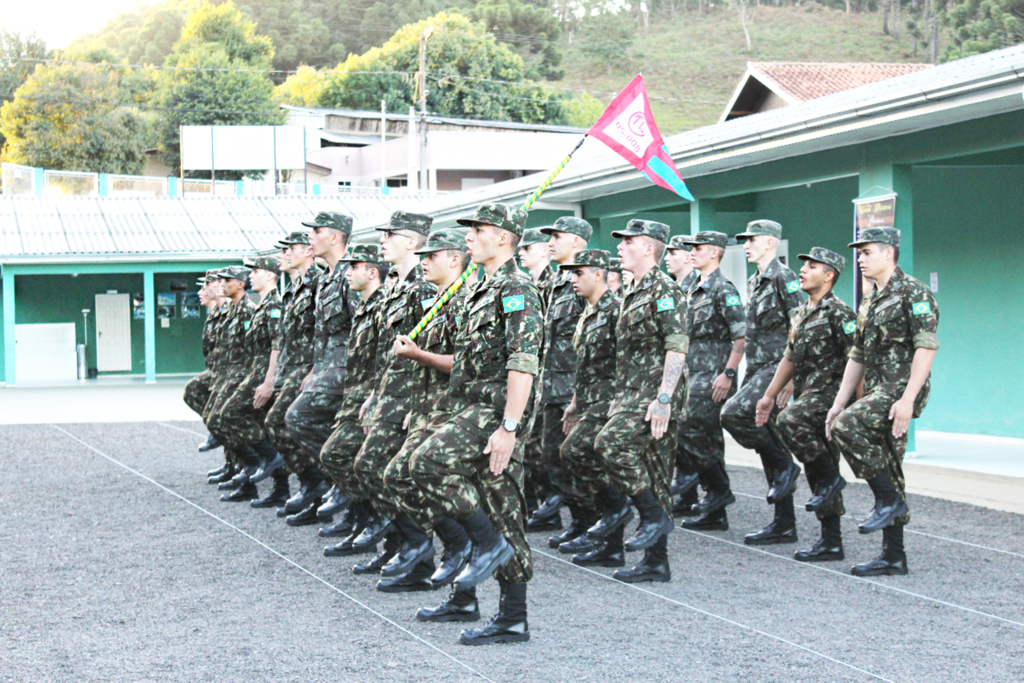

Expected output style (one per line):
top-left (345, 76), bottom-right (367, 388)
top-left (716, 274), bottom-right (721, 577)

top-left (318, 12), bottom-right (568, 124)
top-left (940, 0), bottom-right (1024, 61)
top-left (0, 63), bottom-right (149, 174)
top-left (471, 0), bottom-right (565, 80)
top-left (0, 30), bottom-right (48, 151)
top-left (576, 13), bottom-right (637, 76)
top-left (275, 65), bottom-right (328, 106)
top-left (154, 1), bottom-right (284, 177)
top-left (64, 0), bottom-right (192, 67)
top-left (565, 91), bottom-right (605, 127)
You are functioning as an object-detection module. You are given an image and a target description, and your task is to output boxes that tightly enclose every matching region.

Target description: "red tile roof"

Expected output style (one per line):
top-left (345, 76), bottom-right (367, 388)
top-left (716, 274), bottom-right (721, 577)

top-left (749, 62), bottom-right (931, 102)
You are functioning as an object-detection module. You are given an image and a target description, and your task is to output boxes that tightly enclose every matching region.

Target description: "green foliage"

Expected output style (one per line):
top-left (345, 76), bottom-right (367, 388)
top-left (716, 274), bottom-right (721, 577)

top-left (940, 0), bottom-right (1024, 61)
top-left (356, 0), bottom-right (476, 55)
top-left (1, 31), bottom-right (47, 102)
top-left (275, 65), bottom-right (329, 105)
top-left (471, 0), bottom-right (564, 80)
top-left (318, 11), bottom-right (568, 123)
top-left (564, 91), bottom-right (604, 127)
top-left (0, 63), bottom-right (148, 174)
top-left (575, 13), bottom-right (637, 77)
top-left (64, 0), bottom-right (194, 67)
top-left (154, 1), bottom-right (284, 177)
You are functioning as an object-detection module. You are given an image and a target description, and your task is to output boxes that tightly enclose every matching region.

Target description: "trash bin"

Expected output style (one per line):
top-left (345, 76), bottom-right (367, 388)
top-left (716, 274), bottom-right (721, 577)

top-left (77, 344), bottom-right (87, 380)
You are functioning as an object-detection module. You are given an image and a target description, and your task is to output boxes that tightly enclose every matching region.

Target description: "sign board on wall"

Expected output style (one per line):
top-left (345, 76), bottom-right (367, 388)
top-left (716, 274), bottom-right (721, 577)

top-left (181, 126), bottom-right (306, 171)
top-left (852, 193), bottom-right (897, 308)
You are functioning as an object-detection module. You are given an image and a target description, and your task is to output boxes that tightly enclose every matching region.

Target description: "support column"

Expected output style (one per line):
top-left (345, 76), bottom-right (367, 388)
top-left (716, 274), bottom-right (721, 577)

top-left (2, 268), bottom-right (15, 386)
top-left (143, 268), bottom-right (156, 384)
top-left (689, 198), bottom-right (716, 236)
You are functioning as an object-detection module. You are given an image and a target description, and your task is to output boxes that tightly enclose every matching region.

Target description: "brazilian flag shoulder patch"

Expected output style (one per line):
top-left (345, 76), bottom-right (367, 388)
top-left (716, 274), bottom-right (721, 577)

top-left (725, 295), bottom-right (741, 307)
top-left (243, 320), bottom-right (251, 330)
top-left (843, 321), bottom-right (856, 335)
top-left (421, 298), bottom-right (434, 311)
top-left (785, 280), bottom-right (801, 293)
top-left (270, 309), bottom-right (281, 318)
top-left (656, 297), bottom-right (675, 312)
top-left (502, 295), bottom-right (525, 313)
top-left (912, 301), bottom-right (931, 316)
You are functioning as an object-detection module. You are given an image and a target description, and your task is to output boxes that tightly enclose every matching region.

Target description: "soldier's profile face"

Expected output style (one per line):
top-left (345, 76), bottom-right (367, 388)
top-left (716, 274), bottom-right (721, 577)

top-left (617, 236), bottom-right (646, 273)
top-left (548, 231), bottom-right (576, 263)
top-left (309, 226), bottom-right (331, 257)
top-left (857, 244), bottom-right (890, 279)
top-left (690, 244), bottom-right (712, 269)
top-left (799, 260), bottom-right (825, 291)
top-left (743, 234), bottom-right (771, 263)
top-left (421, 251), bottom-right (450, 285)
top-left (346, 262), bottom-right (370, 291)
top-left (518, 242), bottom-right (548, 270)
top-left (466, 224), bottom-right (499, 264)
top-left (665, 248), bottom-right (691, 276)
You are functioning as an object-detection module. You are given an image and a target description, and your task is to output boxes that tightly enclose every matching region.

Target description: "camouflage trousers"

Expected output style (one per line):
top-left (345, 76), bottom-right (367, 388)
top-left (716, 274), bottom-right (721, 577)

top-left (319, 401), bottom-right (367, 495)
top-left (595, 389), bottom-right (678, 512)
top-left (264, 372), bottom-right (307, 474)
top-left (524, 402), bottom-right (570, 504)
top-left (353, 417), bottom-right (407, 520)
top-left (410, 405), bottom-right (532, 584)
top-left (207, 371), bottom-right (266, 450)
top-left (560, 408), bottom-right (614, 508)
top-left (776, 389), bottom-right (845, 520)
top-left (183, 370), bottom-right (216, 417)
top-left (721, 362), bottom-right (791, 484)
top-left (830, 387), bottom-right (911, 525)
top-left (202, 368), bottom-right (249, 467)
top-left (677, 390), bottom-right (733, 474)
top-left (382, 411), bottom-right (450, 534)
top-left (285, 389), bottom-right (343, 471)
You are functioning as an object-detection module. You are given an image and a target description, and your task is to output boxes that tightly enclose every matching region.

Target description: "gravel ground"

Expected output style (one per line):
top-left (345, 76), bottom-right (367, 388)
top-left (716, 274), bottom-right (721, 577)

top-left (2, 421), bottom-right (1022, 683)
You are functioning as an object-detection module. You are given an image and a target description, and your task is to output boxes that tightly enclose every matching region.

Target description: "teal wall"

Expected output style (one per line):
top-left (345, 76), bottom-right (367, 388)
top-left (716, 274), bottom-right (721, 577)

top-left (912, 166), bottom-right (1024, 437)
top-left (153, 271), bottom-right (207, 374)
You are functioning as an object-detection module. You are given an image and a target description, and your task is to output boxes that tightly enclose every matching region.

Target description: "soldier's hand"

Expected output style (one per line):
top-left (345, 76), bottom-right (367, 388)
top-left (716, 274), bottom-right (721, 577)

top-left (359, 395), bottom-right (372, 421)
top-left (484, 428), bottom-right (516, 475)
top-left (607, 399), bottom-right (620, 418)
top-left (561, 401), bottom-right (578, 435)
top-left (394, 335), bottom-right (419, 359)
top-left (755, 394), bottom-right (774, 427)
top-left (711, 373), bottom-right (733, 403)
top-left (253, 381), bottom-right (273, 409)
top-left (824, 404), bottom-right (844, 441)
top-left (646, 400), bottom-right (671, 440)
top-left (889, 397), bottom-right (914, 438)
top-left (776, 380), bottom-right (795, 408)
top-left (402, 412), bottom-right (411, 430)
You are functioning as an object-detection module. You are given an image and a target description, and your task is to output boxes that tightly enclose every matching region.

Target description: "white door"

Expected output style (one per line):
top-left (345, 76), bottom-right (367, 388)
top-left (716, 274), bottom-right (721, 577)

top-left (95, 293), bottom-right (132, 371)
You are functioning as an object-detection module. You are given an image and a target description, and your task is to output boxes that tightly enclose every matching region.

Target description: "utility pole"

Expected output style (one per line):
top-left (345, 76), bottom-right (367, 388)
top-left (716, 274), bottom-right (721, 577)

top-left (418, 26), bottom-right (433, 192)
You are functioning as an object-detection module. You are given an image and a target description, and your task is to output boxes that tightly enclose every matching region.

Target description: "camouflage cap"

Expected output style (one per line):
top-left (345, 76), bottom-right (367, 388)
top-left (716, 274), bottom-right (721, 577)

top-left (274, 231), bottom-right (311, 248)
top-left (212, 265), bottom-right (252, 282)
top-left (541, 216), bottom-right (593, 241)
top-left (415, 228), bottom-right (468, 254)
top-left (798, 246), bottom-right (847, 274)
top-left (456, 203), bottom-right (528, 237)
top-left (682, 231), bottom-right (729, 249)
top-left (611, 219), bottom-right (670, 245)
top-left (339, 243), bottom-right (387, 266)
top-left (667, 235), bottom-right (694, 251)
top-left (245, 254), bottom-right (281, 275)
top-left (301, 210), bottom-right (353, 235)
top-left (377, 210), bottom-right (433, 236)
top-left (849, 227), bottom-right (900, 249)
top-left (608, 257), bottom-right (623, 274)
top-left (735, 219), bottom-right (782, 241)
top-left (519, 228), bottom-right (551, 247)
top-left (558, 249), bottom-right (611, 271)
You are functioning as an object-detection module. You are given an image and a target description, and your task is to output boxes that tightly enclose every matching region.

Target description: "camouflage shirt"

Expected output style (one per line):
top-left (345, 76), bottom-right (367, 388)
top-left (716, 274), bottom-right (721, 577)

top-left (219, 297), bottom-right (256, 368)
top-left (370, 265), bottom-right (438, 424)
top-left (306, 263), bottom-right (358, 395)
top-left (244, 290), bottom-right (282, 379)
top-left (783, 290), bottom-right (856, 397)
top-left (745, 257), bottom-right (804, 366)
top-left (849, 266), bottom-right (939, 415)
top-left (535, 265), bottom-right (556, 312)
top-left (337, 285), bottom-right (385, 418)
top-left (540, 269), bottom-right (585, 405)
top-left (202, 305), bottom-right (226, 371)
top-left (274, 269), bottom-right (320, 386)
top-left (409, 286), bottom-right (466, 420)
top-left (450, 257), bottom-right (543, 414)
top-left (572, 288), bottom-right (621, 413)
top-left (615, 267), bottom-right (689, 396)
top-left (679, 269), bottom-right (700, 293)
top-left (687, 268), bottom-right (746, 397)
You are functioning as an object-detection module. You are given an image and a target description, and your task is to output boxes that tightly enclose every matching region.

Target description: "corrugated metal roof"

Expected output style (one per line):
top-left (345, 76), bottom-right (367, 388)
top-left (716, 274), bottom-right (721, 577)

top-left (13, 197), bottom-right (69, 256)
top-left (101, 198), bottom-right (163, 253)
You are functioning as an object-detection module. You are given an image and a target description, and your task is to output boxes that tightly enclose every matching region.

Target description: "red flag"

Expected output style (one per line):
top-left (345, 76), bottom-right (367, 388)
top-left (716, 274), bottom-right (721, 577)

top-left (588, 75), bottom-right (694, 201)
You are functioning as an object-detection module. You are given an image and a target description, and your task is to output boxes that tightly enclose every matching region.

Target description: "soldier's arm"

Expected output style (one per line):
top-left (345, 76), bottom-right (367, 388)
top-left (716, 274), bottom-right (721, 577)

top-left (715, 282), bottom-right (747, 402)
top-left (825, 358), bottom-right (866, 440)
top-left (393, 335), bottom-right (454, 374)
top-left (253, 350), bottom-right (279, 409)
top-left (648, 285), bottom-right (689, 439)
top-left (756, 358), bottom-right (794, 427)
top-left (890, 288), bottom-right (940, 437)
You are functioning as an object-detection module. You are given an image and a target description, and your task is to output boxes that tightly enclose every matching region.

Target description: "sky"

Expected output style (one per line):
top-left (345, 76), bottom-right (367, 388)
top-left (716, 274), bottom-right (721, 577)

top-left (7, 0), bottom-right (160, 50)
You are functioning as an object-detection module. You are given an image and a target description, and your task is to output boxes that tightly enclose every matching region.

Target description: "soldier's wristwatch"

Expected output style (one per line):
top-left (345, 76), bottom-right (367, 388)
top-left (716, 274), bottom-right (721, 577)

top-left (657, 393), bottom-right (672, 405)
top-left (724, 368), bottom-right (737, 380)
top-left (500, 418), bottom-right (520, 433)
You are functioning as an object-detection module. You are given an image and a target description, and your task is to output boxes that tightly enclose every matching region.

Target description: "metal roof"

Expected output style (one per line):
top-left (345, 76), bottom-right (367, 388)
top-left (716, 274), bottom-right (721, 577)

top-left (0, 193), bottom-right (419, 263)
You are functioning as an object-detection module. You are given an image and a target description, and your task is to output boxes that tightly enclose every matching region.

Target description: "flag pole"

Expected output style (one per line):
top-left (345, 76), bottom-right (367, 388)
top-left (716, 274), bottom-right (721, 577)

top-left (407, 135), bottom-right (588, 340)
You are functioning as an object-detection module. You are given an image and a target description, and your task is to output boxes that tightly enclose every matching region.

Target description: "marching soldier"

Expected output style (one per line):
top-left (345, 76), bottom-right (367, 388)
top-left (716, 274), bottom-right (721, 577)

top-left (721, 220), bottom-right (805, 546)
top-left (284, 212), bottom-right (358, 523)
top-left (187, 272), bottom-right (226, 469)
top-left (677, 232), bottom-right (746, 532)
top-left (756, 247), bottom-right (855, 562)
top-left (606, 258), bottom-right (624, 293)
top-left (517, 228), bottom-right (553, 295)
top-left (408, 203), bottom-right (542, 645)
top-left (826, 228), bottom-right (939, 576)
top-left (591, 220), bottom-right (689, 584)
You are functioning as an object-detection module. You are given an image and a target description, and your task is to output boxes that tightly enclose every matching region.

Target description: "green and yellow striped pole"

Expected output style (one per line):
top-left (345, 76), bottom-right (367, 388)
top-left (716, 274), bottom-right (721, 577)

top-left (408, 135), bottom-right (587, 340)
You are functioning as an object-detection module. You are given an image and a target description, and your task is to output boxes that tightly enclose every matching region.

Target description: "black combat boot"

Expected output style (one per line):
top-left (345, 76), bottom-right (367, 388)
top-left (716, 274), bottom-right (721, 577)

top-left (324, 505), bottom-right (372, 557)
top-left (320, 501), bottom-right (361, 537)
top-left (587, 485), bottom-right (634, 539)
top-left (249, 440), bottom-right (284, 484)
top-left (803, 455), bottom-right (846, 513)
top-left (852, 523), bottom-right (908, 576)
top-left (459, 582), bottom-right (530, 645)
top-left (431, 517), bottom-right (472, 587)
top-left (614, 535), bottom-right (670, 583)
top-left (682, 508), bottom-right (729, 531)
top-left (745, 496), bottom-right (798, 545)
top-left (766, 459), bottom-right (801, 505)
top-left (347, 511), bottom-right (392, 554)
top-left (317, 486), bottom-right (351, 519)
top-left (376, 558), bottom-right (436, 593)
top-left (417, 585), bottom-right (480, 623)
top-left (859, 473), bottom-right (908, 533)
top-left (222, 445), bottom-right (261, 489)
top-left (548, 506), bottom-right (596, 549)
top-left (795, 514), bottom-right (844, 562)
top-left (206, 460), bottom-right (231, 479)
top-left (354, 529), bottom-right (401, 575)
top-left (572, 526), bottom-right (625, 567)
top-left (198, 435), bottom-right (221, 452)
top-left (672, 486), bottom-right (700, 517)
top-left (624, 489), bottom-right (673, 552)
top-left (526, 494), bottom-right (563, 532)
top-left (221, 481), bottom-right (258, 502)
top-left (670, 468), bottom-right (700, 497)
top-left (453, 509), bottom-right (513, 590)
top-left (286, 500), bottom-right (326, 526)
top-left (381, 514), bottom-right (436, 578)
top-left (251, 470), bottom-right (290, 509)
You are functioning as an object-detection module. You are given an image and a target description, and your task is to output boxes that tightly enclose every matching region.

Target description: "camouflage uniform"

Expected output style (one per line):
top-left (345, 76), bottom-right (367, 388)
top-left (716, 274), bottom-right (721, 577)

top-left (183, 288), bottom-right (225, 417)
top-left (678, 265), bottom-right (746, 473)
top-left (410, 249), bottom-right (543, 584)
top-left (595, 226), bottom-right (689, 515)
top-left (775, 279), bottom-right (856, 520)
top-left (831, 265), bottom-right (939, 521)
top-left (265, 266), bottom-right (319, 474)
